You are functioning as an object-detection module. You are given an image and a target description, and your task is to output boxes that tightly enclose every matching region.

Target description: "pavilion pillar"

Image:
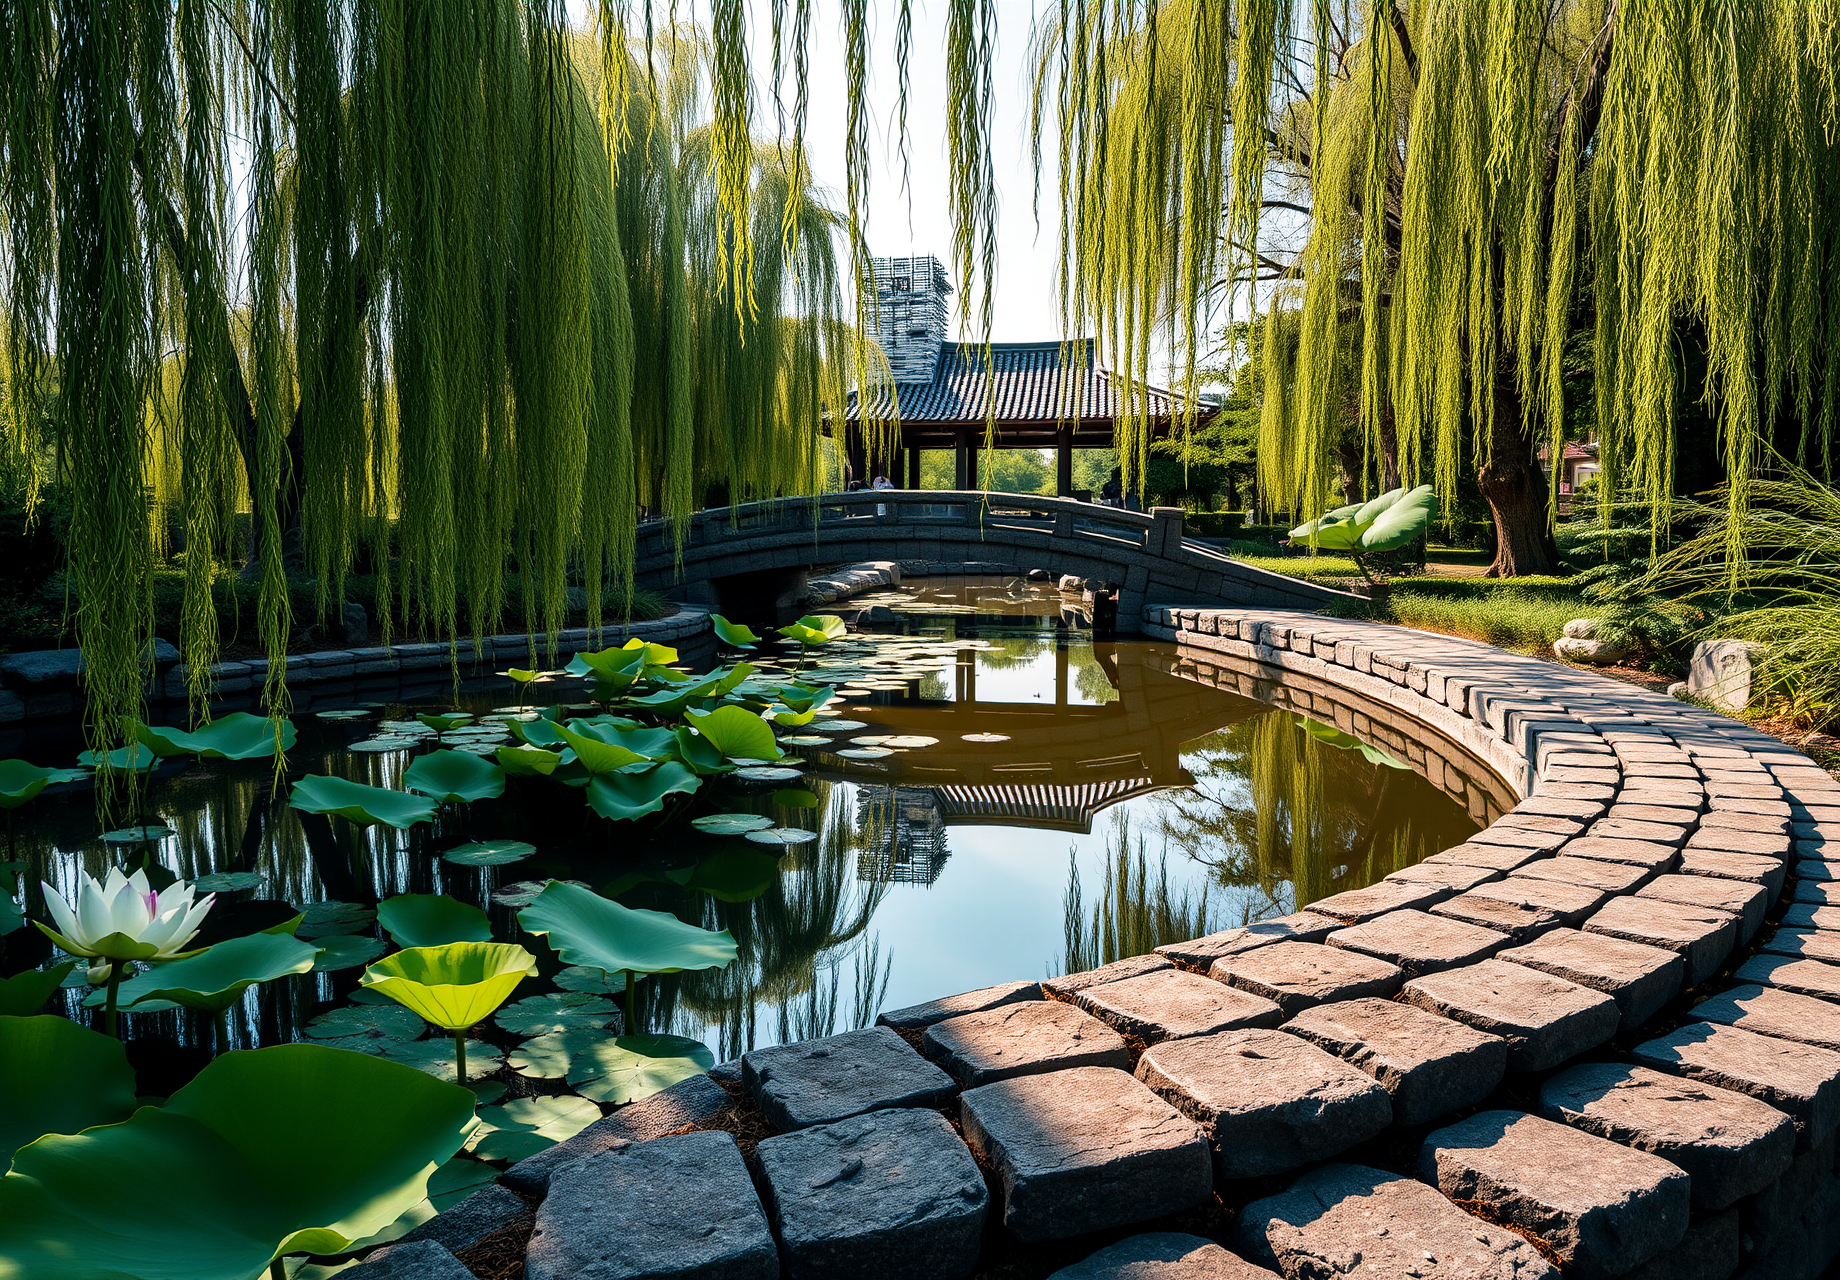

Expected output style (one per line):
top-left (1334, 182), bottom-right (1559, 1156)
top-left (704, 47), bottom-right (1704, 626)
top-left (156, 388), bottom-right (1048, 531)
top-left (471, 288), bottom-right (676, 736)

top-left (954, 431), bottom-right (970, 490)
top-left (844, 426), bottom-right (868, 488)
top-left (1056, 425), bottom-right (1074, 498)
top-left (906, 446), bottom-right (921, 490)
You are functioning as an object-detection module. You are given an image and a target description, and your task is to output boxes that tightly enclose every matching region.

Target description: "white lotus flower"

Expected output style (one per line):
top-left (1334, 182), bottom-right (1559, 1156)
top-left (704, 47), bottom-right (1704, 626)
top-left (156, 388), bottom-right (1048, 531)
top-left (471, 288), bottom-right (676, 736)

top-left (37, 868), bottom-right (215, 969)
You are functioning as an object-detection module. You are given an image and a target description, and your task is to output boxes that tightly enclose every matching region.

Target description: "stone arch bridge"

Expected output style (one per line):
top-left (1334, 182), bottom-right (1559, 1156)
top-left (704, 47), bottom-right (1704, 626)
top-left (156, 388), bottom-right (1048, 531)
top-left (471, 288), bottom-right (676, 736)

top-left (631, 491), bottom-right (1355, 626)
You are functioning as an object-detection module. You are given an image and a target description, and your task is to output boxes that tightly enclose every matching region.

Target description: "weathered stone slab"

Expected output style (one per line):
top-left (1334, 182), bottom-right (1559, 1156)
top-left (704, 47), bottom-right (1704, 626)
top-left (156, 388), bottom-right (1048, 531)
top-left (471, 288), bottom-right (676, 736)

top-left (1152, 913), bottom-right (1340, 969)
top-left (1631, 1021), bottom-right (1840, 1150)
top-left (1736, 953), bottom-right (1840, 1008)
top-left (1043, 954), bottom-right (1172, 998)
top-left (1515, 854), bottom-right (1652, 894)
top-left (346, 1243), bottom-right (474, 1280)
top-left (1469, 824), bottom-right (1570, 853)
top-left (1307, 877), bottom-right (1450, 924)
top-left (1326, 908), bottom-right (1510, 976)
top-left (754, 1107), bottom-right (987, 1280)
top-left (525, 1130), bottom-right (778, 1280)
top-left (1793, 877), bottom-right (1840, 903)
top-left (1688, 827), bottom-right (1793, 859)
top-left (1205, 941), bottom-right (1402, 1016)
top-left (1496, 927), bottom-right (1684, 1029)
top-left (1430, 890), bottom-right (1564, 942)
top-left (1584, 895), bottom-right (1740, 986)
top-left (1691, 984), bottom-right (1840, 1054)
top-left (745, 1026), bottom-right (958, 1130)
top-left (398, 1184), bottom-right (533, 1260)
top-left (1401, 959), bottom-right (1619, 1071)
top-left (1700, 807), bottom-right (1790, 835)
top-left (1637, 873), bottom-right (1769, 942)
top-left (1283, 996), bottom-right (1507, 1126)
top-left (1046, 1233), bottom-right (1278, 1280)
top-left (1591, 817), bottom-right (1693, 845)
top-left (1611, 801), bottom-right (1706, 825)
top-left (1073, 968), bottom-right (1282, 1043)
top-left (1677, 847), bottom-right (1787, 902)
top-left (1386, 862), bottom-right (1504, 892)
top-left (1758, 928), bottom-right (1840, 964)
top-left (924, 999), bottom-right (1129, 1087)
top-left (1419, 1110), bottom-right (1689, 1278)
top-left (1540, 1062), bottom-right (1795, 1210)
top-left (1236, 1162), bottom-right (1558, 1279)
top-left (877, 980), bottom-right (1042, 1031)
top-left (1566, 836), bottom-right (1680, 871)
top-left (501, 1071), bottom-right (734, 1195)
top-left (1424, 841), bottom-right (1547, 872)
top-left (1466, 875), bottom-right (1612, 927)
top-left (959, 1066), bottom-right (1212, 1242)
top-left (1134, 1028), bottom-right (1391, 1179)
top-left (1781, 902), bottom-right (1840, 931)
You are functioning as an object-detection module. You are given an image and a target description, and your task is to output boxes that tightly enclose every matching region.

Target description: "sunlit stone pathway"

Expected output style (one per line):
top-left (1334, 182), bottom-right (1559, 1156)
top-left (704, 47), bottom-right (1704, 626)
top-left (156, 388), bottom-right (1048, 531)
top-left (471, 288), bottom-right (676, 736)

top-left (349, 605), bottom-right (1840, 1280)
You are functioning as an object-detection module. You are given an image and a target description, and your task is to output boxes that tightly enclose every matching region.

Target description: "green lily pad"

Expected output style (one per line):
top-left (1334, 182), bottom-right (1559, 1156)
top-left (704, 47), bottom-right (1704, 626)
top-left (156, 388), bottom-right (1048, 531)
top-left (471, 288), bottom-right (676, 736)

top-left (684, 850), bottom-right (782, 902)
top-left (100, 825), bottom-right (175, 844)
top-left (310, 934), bottom-right (387, 972)
top-left (0, 1014), bottom-right (139, 1166)
top-left (777, 735), bottom-right (831, 747)
top-left (585, 762), bottom-right (701, 822)
top-left (689, 813), bottom-right (776, 835)
top-left (191, 871), bottom-right (267, 893)
top-left (100, 932), bottom-right (321, 1017)
top-left (468, 1095), bottom-right (601, 1162)
top-left (552, 965), bottom-right (626, 995)
top-left (710, 614), bottom-right (761, 649)
top-left (0, 962), bottom-right (78, 1016)
top-left (380, 1036), bottom-right (504, 1082)
top-left (403, 750), bottom-right (506, 804)
top-left (777, 614), bottom-right (847, 646)
top-left (296, 900), bottom-right (377, 939)
top-left (569, 1034), bottom-right (716, 1105)
top-left (304, 1004), bottom-right (427, 1044)
top-left (135, 712), bottom-right (298, 761)
top-left (442, 840), bottom-right (538, 868)
top-left (495, 992), bottom-right (617, 1038)
top-left (0, 760), bottom-right (87, 809)
top-left (744, 827), bottom-right (819, 848)
top-left (415, 714), bottom-right (474, 732)
top-left (290, 775), bottom-right (439, 829)
top-left (733, 765), bottom-right (804, 782)
top-left (349, 738), bottom-right (415, 753)
top-left (820, 720), bottom-right (868, 732)
top-left (78, 742), bottom-right (160, 773)
top-left (836, 747), bottom-right (893, 760)
top-left (376, 895), bottom-right (494, 948)
top-left (315, 709), bottom-right (372, 720)
top-left (772, 789), bottom-right (820, 808)
top-left (518, 881), bottom-right (738, 979)
top-left (495, 745), bottom-right (563, 777)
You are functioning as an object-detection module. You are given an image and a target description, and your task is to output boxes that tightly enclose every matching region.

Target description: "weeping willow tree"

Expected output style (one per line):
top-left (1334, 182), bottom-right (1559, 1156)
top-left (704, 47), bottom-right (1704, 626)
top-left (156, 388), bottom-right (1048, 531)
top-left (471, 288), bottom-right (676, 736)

top-left (0, 0), bottom-right (894, 799)
top-left (1035, 0), bottom-right (1840, 578)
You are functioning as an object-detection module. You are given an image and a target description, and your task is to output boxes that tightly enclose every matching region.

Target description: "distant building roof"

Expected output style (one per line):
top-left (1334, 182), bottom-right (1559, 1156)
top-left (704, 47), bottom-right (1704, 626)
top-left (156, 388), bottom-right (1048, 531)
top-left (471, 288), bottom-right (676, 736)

top-left (842, 338), bottom-right (1208, 447)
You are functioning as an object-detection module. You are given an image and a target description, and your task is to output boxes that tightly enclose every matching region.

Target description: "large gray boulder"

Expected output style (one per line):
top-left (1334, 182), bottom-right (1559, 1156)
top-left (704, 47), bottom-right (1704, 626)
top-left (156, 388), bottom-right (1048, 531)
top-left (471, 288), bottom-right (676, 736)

top-left (1690, 638), bottom-right (1764, 712)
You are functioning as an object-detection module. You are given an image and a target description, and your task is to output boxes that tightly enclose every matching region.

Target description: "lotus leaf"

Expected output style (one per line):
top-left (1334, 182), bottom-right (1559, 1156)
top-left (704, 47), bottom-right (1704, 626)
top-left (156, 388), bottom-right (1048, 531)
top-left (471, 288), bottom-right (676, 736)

top-left (710, 614), bottom-right (760, 649)
top-left (584, 761), bottom-right (701, 821)
top-left (734, 765), bottom-right (804, 782)
top-left (0, 896), bottom-right (18, 937)
top-left (77, 742), bottom-right (159, 773)
top-left (190, 871), bottom-right (266, 892)
top-left (377, 894), bottom-right (494, 948)
top-left (772, 683), bottom-right (835, 713)
top-left (568, 1034), bottom-right (716, 1105)
top-left (342, 1156), bottom-right (498, 1252)
top-left (304, 1004), bottom-right (426, 1044)
top-left (315, 709), bottom-right (371, 720)
top-left (1358, 484), bottom-right (1437, 552)
top-left (495, 992), bottom-right (616, 1038)
top-left (0, 1043), bottom-right (477, 1278)
top-left (769, 705), bottom-right (820, 727)
top-left (555, 723), bottom-right (654, 775)
top-left (551, 965), bottom-right (623, 995)
top-left (134, 712), bottom-right (297, 762)
top-left (1287, 499), bottom-right (1366, 549)
top-left (289, 775), bottom-right (439, 829)
top-left (506, 1027), bottom-right (600, 1080)
top-left (684, 850), bottom-right (782, 903)
top-left (495, 744), bottom-right (564, 777)
top-left (0, 962), bottom-right (76, 1017)
top-left (508, 717), bottom-right (569, 749)
top-left (683, 705), bottom-right (781, 760)
top-left (574, 721), bottom-right (680, 759)
top-left (361, 942), bottom-right (538, 1031)
top-left (506, 668), bottom-right (538, 684)
top-left (97, 933), bottom-right (320, 1017)
top-left (99, 824), bottom-right (176, 844)
top-left (772, 788), bottom-right (821, 808)
top-left (310, 934), bottom-right (387, 972)
top-left (442, 839), bottom-right (537, 867)
top-left (777, 614), bottom-right (846, 645)
top-left (518, 881), bottom-right (737, 980)
top-left (671, 726), bottom-right (733, 776)
top-left (403, 750), bottom-right (506, 804)
top-left (0, 761), bottom-right (86, 809)
top-left (0, 1015), bottom-right (139, 1166)
top-left (467, 1095), bottom-right (600, 1162)
top-left (744, 827), bottom-right (818, 848)
top-left (1296, 716), bottom-right (1411, 770)
top-left (380, 1037), bottom-right (504, 1083)
top-left (689, 812), bottom-right (775, 835)
top-left (296, 900), bottom-right (376, 939)
top-left (416, 713), bottom-right (473, 732)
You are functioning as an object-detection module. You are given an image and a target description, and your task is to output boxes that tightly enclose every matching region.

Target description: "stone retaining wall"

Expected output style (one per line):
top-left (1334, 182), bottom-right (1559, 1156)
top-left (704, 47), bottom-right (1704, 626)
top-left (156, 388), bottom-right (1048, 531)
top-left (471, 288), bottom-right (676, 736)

top-left (358, 603), bottom-right (1840, 1280)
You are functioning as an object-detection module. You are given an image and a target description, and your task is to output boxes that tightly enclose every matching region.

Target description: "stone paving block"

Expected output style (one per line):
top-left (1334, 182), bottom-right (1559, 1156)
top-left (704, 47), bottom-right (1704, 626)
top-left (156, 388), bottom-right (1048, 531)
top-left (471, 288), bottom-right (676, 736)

top-left (398, 1184), bottom-right (533, 1260)
top-left (1591, 817), bottom-right (1694, 845)
top-left (1423, 840), bottom-right (1547, 872)
top-left (745, 1026), bottom-right (958, 1130)
top-left (958, 1065), bottom-right (1212, 1242)
top-left (1540, 1062), bottom-right (1796, 1209)
top-left (1325, 908), bottom-right (1511, 976)
top-left (1046, 1233), bottom-right (1278, 1280)
top-left (1514, 795), bottom-right (1610, 822)
top-left (1621, 1208), bottom-right (1738, 1280)
top-left (1632, 1021), bottom-right (1840, 1151)
top-left (1735, 1132), bottom-right (1834, 1262)
top-left (1466, 874), bottom-right (1612, 927)
top-left (1469, 825), bottom-right (1570, 853)
top-left (1689, 827), bottom-right (1793, 860)
top-left (1419, 1109), bottom-right (1690, 1279)
top-left (1152, 913), bottom-right (1340, 969)
top-left (347, 1243), bottom-right (473, 1280)
top-left (1386, 861), bottom-right (1504, 892)
top-left (1515, 854), bottom-right (1653, 894)
top-left (1496, 927), bottom-right (1685, 1029)
top-left (1401, 958), bottom-right (1620, 1071)
top-left (526, 1130), bottom-right (777, 1280)
top-left (1282, 997), bottom-right (1507, 1126)
top-left (755, 1107), bottom-right (987, 1280)
top-left (1692, 984), bottom-right (1840, 1053)
top-left (1043, 954), bottom-right (1172, 999)
top-left (1781, 902), bottom-right (1840, 931)
top-left (1205, 941), bottom-right (1403, 1016)
top-left (925, 999), bottom-right (1129, 1086)
top-left (1758, 928), bottom-right (1840, 964)
top-left (1792, 877), bottom-right (1840, 903)
top-left (1135, 1028), bottom-right (1391, 1180)
top-left (1701, 808), bottom-right (1790, 835)
top-left (1430, 890), bottom-right (1565, 942)
top-left (1584, 895), bottom-right (1740, 986)
top-left (1073, 968), bottom-right (1282, 1044)
top-left (1306, 877), bottom-right (1451, 924)
top-left (1735, 953), bottom-right (1840, 1009)
top-left (1566, 836), bottom-right (1681, 872)
top-left (1677, 847), bottom-right (1787, 902)
top-left (501, 1071), bottom-right (734, 1195)
top-left (877, 980), bottom-right (1043, 1031)
top-left (1638, 873), bottom-right (1770, 942)
top-left (1498, 812), bottom-right (1589, 835)
top-left (1236, 1162), bottom-right (1559, 1279)
top-left (1611, 801), bottom-right (1706, 825)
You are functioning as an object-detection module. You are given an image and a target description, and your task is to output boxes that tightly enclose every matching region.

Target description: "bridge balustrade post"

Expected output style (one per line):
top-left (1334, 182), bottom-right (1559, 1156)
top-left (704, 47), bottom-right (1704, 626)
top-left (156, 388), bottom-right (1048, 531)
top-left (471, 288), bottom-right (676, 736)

top-left (1148, 507), bottom-right (1185, 557)
top-left (1053, 506), bottom-right (1075, 540)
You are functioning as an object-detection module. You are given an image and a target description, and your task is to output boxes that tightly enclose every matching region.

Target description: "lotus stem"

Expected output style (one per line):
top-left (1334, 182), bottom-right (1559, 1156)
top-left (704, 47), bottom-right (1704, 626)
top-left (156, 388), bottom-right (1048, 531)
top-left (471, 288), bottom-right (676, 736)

top-left (454, 1028), bottom-right (467, 1083)
top-left (102, 962), bottom-right (124, 1039)
top-left (624, 969), bottom-right (637, 1035)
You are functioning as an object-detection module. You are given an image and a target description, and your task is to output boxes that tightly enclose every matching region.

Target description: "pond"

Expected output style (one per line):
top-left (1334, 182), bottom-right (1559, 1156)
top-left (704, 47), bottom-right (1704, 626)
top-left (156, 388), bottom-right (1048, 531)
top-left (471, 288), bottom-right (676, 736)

top-left (4, 580), bottom-right (1498, 1105)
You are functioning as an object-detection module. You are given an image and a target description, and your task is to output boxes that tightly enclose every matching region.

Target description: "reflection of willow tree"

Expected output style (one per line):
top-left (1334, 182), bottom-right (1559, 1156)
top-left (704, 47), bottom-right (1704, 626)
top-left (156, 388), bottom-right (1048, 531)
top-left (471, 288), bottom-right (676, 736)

top-left (664, 782), bottom-right (891, 1058)
top-left (1069, 645), bottom-right (1121, 704)
top-left (1155, 712), bottom-right (1464, 914)
top-left (974, 634), bottom-right (1050, 671)
top-left (1063, 814), bottom-right (1217, 973)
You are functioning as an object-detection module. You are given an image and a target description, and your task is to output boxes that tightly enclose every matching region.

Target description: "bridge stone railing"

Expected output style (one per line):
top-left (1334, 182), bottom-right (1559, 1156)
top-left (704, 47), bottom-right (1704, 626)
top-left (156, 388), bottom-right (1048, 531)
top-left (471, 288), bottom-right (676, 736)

top-left (630, 490), bottom-right (1358, 620)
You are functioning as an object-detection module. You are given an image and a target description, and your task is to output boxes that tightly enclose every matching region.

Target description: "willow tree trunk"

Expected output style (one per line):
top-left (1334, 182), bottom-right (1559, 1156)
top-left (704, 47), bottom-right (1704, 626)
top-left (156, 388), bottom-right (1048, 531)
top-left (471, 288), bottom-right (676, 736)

top-left (1479, 372), bottom-right (1557, 577)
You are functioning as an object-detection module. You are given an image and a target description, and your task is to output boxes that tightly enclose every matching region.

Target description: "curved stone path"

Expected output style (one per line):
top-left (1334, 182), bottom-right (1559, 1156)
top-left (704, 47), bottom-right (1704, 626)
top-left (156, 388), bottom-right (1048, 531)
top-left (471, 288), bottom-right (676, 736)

top-left (353, 605), bottom-right (1840, 1280)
